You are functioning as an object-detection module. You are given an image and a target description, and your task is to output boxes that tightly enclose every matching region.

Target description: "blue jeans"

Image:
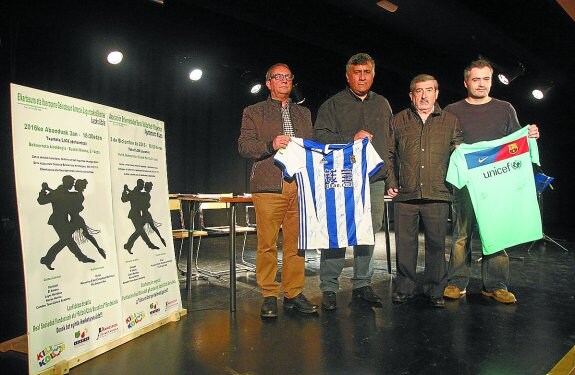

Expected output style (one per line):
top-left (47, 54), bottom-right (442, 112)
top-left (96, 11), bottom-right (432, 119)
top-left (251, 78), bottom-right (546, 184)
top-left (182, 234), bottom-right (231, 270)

top-left (320, 180), bottom-right (385, 292)
top-left (446, 187), bottom-right (509, 292)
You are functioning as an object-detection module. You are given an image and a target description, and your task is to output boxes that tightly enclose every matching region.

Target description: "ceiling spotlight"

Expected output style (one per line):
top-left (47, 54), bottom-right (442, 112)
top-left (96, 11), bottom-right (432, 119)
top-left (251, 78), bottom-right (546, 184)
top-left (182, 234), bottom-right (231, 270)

top-left (189, 68), bottom-right (203, 81)
top-left (498, 73), bottom-right (510, 85)
top-left (531, 81), bottom-right (553, 100)
top-left (497, 62), bottom-right (525, 86)
top-left (291, 83), bottom-right (305, 104)
top-left (107, 50), bottom-right (123, 65)
top-left (532, 89), bottom-right (544, 100)
top-left (240, 70), bottom-right (263, 95)
top-left (250, 83), bottom-right (262, 94)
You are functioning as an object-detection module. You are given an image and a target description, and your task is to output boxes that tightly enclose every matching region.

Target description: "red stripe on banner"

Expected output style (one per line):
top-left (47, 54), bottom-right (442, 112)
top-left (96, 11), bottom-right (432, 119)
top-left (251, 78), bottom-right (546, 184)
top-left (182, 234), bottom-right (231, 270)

top-left (494, 136), bottom-right (529, 162)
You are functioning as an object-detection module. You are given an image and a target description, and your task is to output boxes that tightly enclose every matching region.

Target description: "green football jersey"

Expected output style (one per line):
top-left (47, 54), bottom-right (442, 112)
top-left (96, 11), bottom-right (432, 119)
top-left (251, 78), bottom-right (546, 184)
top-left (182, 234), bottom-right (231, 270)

top-left (447, 126), bottom-right (543, 255)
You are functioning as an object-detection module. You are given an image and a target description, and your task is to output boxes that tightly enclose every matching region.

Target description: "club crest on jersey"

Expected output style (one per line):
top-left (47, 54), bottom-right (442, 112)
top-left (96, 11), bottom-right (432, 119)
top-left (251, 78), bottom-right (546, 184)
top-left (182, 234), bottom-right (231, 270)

top-left (508, 143), bottom-right (518, 154)
top-left (350, 154), bottom-right (356, 164)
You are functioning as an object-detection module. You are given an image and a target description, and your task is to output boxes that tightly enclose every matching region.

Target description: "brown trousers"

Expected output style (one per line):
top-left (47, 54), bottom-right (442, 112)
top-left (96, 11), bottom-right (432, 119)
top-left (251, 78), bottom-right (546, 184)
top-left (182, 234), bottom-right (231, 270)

top-left (252, 180), bottom-right (304, 299)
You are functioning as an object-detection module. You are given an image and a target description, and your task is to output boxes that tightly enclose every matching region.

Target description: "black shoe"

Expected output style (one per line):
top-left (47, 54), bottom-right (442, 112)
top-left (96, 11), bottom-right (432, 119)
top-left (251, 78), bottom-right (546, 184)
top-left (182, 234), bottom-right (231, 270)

top-left (284, 293), bottom-right (319, 314)
top-left (124, 244), bottom-right (133, 254)
top-left (78, 256), bottom-right (95, 263)
top-left (392, 292), bottom-right (414, 304)
top-left (149, 244), bottom-right (160, 250)
top-left (260, 297), bottom-right (278, 318)
top-left (40, 257), bottom-right (54, 271)
top-left (322, 291), bottom-right (337, 310)
top-left (352, 286), bottom-right (382, 304)
top-left (429, 296), bottom-right (445, 308)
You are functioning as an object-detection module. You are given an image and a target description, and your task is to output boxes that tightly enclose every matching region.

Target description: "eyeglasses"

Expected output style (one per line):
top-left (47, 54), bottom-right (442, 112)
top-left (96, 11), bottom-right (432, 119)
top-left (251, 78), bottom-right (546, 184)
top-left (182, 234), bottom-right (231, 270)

top-left (413, 87), bottom-right (436, 96)
top-left (269, 73), bottom-right (294, 81)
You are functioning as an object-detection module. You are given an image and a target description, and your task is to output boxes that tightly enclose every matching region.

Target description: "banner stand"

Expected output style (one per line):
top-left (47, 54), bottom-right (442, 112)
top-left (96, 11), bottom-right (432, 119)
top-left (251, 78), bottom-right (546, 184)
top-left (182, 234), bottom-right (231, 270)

top-left (11, 83), bottom-right (185, 373)
top-left (0, 334), bottom-right (28, 354)
top-left (0, 308), bottom-right (187, 374)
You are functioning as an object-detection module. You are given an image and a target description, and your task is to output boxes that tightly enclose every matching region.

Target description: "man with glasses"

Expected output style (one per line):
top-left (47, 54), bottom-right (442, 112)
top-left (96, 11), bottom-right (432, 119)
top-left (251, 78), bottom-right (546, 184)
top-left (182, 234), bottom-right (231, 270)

top-left (239, 63), bottom-right (318, 318)
top-left (386, 74), bottom-right (462, 308)
top-left (313, 53), bottom-right (393, 310)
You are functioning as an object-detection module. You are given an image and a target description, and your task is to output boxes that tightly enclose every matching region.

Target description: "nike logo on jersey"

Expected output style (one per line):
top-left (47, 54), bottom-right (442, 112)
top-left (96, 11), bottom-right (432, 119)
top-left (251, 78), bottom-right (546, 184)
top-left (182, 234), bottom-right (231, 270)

top-left (478, 157), bottom-right (488, 163)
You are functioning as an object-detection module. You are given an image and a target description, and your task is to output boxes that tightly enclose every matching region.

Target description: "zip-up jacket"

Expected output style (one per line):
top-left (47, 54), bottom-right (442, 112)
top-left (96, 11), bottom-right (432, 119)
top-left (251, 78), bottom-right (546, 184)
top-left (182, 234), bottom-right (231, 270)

top-left (387, 103), bottom-right (462, 201)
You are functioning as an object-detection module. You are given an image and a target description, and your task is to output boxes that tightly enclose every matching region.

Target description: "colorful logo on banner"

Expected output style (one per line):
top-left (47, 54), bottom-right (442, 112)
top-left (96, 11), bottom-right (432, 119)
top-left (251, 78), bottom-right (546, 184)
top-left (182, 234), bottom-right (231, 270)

top-left (37, 342), bottom-right (66, 368)
top-left (73, 328), bottom-right (90, 347)
top-left (149, 302), bottom-right (161, 316)
top-left (96, 323), bottom-right (120, 340)
top-left (125, 312), bottom-right (145, 329)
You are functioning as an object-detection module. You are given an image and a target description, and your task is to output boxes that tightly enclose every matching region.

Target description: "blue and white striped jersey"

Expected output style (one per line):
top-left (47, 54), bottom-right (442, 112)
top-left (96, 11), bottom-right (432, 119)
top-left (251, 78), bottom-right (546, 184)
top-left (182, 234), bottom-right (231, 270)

top-left (274, 137), bottom-right (383, 249)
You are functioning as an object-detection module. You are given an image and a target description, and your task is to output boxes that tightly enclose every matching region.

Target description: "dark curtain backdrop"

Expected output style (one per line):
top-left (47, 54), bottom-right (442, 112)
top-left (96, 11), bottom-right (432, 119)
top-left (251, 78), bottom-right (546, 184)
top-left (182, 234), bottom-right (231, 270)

top-left (1, 0), bottom-right (573, 231)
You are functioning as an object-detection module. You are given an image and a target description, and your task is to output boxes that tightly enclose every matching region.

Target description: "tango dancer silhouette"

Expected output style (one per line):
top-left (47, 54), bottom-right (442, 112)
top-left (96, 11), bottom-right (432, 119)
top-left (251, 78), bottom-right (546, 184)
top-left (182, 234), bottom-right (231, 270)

top-left (142, 181), bottom-right (166, 247)
top-left (70, 179), bottom-right (106, 259)
top-left (37, 175), bottom-right (95, 270)
top-left (121, 179), bottom-right (160, 254)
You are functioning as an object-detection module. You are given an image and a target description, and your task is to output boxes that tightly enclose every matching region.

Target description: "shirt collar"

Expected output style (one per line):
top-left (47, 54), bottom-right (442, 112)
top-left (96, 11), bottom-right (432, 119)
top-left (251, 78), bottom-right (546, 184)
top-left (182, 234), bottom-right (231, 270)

top-left (346, 87), bottom-right (374, 101)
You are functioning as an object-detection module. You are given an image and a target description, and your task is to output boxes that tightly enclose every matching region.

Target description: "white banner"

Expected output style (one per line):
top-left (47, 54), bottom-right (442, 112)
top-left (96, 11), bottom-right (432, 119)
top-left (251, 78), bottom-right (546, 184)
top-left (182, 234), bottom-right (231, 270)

top-left (10, 83), bottom-right (181, 373)
top-left (107, 107), bottom-right (182, 330)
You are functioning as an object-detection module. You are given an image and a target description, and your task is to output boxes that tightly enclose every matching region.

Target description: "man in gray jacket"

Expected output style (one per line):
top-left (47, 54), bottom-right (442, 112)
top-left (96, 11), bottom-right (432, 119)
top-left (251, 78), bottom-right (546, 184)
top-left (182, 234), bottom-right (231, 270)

top-left (386, 74), bottom-right (462, 307)
top-left (238, 63), bottom-right (318, 318)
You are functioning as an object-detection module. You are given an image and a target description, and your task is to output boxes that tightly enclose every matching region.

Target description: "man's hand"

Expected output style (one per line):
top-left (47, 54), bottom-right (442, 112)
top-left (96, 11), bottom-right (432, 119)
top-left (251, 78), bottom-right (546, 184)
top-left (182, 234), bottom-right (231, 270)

top-left (354, 130), bottom-right (373, 142)
top-left (387, 187), bottom-right (398, 198)
top-left (273, 135), bottom-right (292, 150)
top-left (528, 124), bottom-right (540, 139)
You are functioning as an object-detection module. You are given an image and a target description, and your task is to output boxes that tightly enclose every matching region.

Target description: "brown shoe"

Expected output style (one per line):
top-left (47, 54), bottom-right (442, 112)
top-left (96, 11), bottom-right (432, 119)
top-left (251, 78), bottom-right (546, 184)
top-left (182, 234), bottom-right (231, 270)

top-left (482, 289), bottom-right (517, 304)
top-left (443, 285), bottom-right (466, 300)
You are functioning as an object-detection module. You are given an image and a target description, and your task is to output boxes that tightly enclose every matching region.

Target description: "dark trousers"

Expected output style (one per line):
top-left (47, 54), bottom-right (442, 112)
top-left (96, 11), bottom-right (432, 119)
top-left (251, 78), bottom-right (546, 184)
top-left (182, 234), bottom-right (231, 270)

top-left (393, 200), bottom-right (449, 298)
top-left (125, 217), bottom-right (155, 250)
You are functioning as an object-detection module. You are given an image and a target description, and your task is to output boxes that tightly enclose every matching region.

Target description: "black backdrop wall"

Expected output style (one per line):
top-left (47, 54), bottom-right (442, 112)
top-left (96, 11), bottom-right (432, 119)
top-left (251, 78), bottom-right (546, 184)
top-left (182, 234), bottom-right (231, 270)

top-left (2, 0), bottom-right (573, 234)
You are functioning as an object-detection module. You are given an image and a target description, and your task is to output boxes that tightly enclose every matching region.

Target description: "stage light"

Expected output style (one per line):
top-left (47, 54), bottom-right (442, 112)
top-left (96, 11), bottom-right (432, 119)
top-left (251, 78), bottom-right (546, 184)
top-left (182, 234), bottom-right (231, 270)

top-left (107, 50), bottom-right (123, 65)
top-left (497, 62), bottom-right (525, 86)
top-left (189, 68), bottom-right (203, 81)
top-left (291, 83), bottom-right (305, 104)
top-left (250, 83), bottom-right (262, 94)
top-left (532, 89), bottom-right (544, 100)
top-left (531, 81), bottom-right (553, 100)
top-left (240, 70), bottom-right (263, 95)
top-left (476, 55), bottom-right (525, 86)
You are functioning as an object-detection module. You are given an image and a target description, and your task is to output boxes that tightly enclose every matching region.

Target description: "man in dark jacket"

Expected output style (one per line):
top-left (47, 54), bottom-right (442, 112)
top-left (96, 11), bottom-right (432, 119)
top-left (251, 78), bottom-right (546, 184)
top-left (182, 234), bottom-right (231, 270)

top-left (386, 74), bottom-right (462, 307)
top-left (238, 63), bottom-right (318, 318)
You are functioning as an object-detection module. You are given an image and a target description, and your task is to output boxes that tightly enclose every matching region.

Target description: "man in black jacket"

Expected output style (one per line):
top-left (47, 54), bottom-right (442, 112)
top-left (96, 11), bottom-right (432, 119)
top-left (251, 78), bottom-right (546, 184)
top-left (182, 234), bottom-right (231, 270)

top-left (386, 74), bottom-right (462, 307)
